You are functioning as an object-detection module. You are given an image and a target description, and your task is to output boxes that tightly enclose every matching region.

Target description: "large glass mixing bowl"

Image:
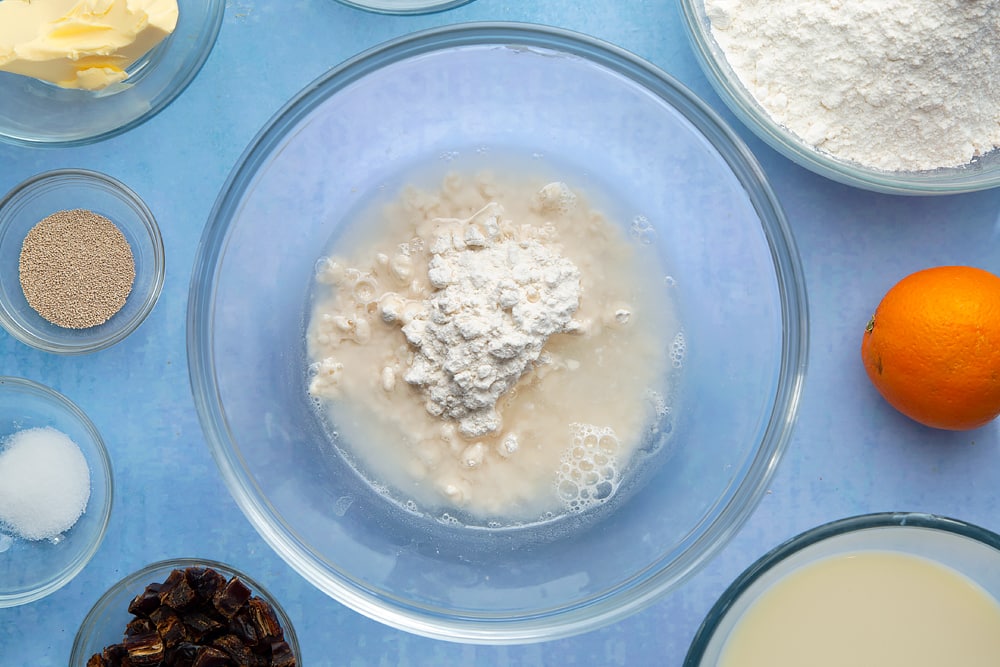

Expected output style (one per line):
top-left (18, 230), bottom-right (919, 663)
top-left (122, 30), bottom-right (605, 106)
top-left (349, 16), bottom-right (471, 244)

top-left (188, 22), bottom-right (808, 643)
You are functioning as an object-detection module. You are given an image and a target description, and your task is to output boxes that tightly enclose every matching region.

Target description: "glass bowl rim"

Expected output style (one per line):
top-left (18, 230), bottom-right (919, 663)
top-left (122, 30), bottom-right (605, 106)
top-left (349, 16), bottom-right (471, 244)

top-left (677, 0), bottom-right (1000, 196)
top-left (683, 512), bottom-right (1000, 665)
top-left (333, 0), bottom-right (476, 15)
top-left (0, 375), bottom-right (114, 608)
top-left (187, 20), bottom-right (809, 643)
top-left (68, 556), bottom-right (302, 666)
top-left (0, 168), bottom-right (166, 355)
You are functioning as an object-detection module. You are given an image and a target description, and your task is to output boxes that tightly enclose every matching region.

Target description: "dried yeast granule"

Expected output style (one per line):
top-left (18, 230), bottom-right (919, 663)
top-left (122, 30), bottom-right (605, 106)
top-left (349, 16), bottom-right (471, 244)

top-left (18, 208), bottom-right (135, 329)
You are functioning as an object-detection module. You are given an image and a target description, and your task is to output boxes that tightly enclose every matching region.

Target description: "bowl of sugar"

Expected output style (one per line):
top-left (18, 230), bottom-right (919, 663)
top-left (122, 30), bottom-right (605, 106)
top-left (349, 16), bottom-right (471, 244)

top-left (686, 513), bottom-right (1000, 666)
top-left (0, 376), bottom-right (113, 608)
top-left (188, 22), bottom-right (808, 642)
top-left (679, 0), bottom-right (1000, 194)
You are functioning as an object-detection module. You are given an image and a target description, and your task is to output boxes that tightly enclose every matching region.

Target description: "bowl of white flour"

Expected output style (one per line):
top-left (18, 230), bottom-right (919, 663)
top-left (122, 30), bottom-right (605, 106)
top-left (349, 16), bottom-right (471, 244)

top-left (680, 0), bottom-right (1000, 194)
top-left (188, 22), bottom-right (808, 643)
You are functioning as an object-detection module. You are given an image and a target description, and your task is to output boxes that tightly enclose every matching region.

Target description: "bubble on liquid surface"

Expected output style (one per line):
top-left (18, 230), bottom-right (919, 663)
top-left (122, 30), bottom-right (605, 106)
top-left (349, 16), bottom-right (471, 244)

top-left (647, 389), bottom-right (670, 418)
top-left (558, 480), bottom-right (579, 501)
top-left (535, 182), bottom-right (577, 215)
top-left (554, 423), bottom-right (621, 512)
top-left (670, 331), bottom-right (686, 368)
top-left (352, 275), bottom-right (379, 304)
top-left (630, 215), bottom-right (656, 245)
top-left (333, 495), bottom-right (354, 516)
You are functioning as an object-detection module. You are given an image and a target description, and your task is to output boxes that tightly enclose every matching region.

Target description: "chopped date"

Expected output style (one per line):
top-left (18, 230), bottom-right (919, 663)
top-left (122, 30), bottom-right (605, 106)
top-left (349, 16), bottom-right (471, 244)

top-left (165, 642), bottom-right (201, 667)
top-left (270, 640), bottom-right (297, 667)
top-left (123, 627), bottom-right (165, 666)
top-left (150, 606), bottom-right (188, 647)
top-left (126, 617), bottom-right (156, 638)
top-left (186, 567), bottom-right (227, 602)
top-left (180, 611), bottom-right (223, 641)
top-left (213, 633), bottom-right (266, 666)
top-left (191, 646), bottom-right (231, 667)
top-left (213, 576), bottom-right (252, 619)
top-left (247, 598), bottom-right (284, 644)
top-left (86, 567), bottom-right (296, 667)
top-left (104, 643), bottom-right (128, 665)
top-left (128, 583), bottom-right (164, 616)
top-left (159, 569), bottom-right (198, 611)
top-left (227, 609), bottom-right (260, 648)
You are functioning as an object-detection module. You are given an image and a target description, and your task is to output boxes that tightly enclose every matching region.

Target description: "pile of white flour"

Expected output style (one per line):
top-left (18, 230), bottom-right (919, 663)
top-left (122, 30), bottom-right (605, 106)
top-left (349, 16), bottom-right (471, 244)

top-left (401, 202), bottom-right (582, 439)
top-left (705, 0), bottom-right (1000, 171)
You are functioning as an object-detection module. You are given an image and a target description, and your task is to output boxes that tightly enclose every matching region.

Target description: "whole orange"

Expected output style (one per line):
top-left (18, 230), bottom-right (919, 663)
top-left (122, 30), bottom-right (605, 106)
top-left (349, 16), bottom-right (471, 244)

top-left (861, 265), bottom-right (1000, 431)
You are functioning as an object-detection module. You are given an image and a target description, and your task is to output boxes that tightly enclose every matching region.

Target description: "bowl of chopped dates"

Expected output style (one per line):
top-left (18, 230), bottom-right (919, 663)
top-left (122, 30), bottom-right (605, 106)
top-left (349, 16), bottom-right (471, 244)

top-left (69, 558), bottom-right (300, 667)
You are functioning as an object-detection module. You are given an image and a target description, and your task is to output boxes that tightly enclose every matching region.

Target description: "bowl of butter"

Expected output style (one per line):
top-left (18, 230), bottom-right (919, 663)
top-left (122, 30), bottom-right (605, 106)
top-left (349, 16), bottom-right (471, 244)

top-left (0, 0), bottom-right (224, 147)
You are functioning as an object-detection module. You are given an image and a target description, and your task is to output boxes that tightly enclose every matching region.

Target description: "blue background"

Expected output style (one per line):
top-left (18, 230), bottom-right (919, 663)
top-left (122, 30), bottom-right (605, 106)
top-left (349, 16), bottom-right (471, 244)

top-left (2, 1), bottom-right (1000, 665)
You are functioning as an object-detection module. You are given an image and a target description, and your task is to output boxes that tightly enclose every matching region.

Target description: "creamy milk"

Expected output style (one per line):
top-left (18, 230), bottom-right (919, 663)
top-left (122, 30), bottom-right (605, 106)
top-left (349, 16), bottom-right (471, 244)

top-left (719, 550), bottom-right (1000, 667)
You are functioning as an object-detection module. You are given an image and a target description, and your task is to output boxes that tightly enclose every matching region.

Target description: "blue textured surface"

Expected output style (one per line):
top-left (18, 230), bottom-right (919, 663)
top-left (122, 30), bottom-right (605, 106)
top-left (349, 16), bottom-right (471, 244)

top-left (2, 1), bottom-right (1000, 665)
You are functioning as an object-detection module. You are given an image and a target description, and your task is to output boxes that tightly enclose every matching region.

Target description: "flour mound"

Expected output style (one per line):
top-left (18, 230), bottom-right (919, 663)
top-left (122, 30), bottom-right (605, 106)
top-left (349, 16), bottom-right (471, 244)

top-left (402, 202), bottom-right (582, 438)
top-left (706, 0), bottom-right (1000, 171)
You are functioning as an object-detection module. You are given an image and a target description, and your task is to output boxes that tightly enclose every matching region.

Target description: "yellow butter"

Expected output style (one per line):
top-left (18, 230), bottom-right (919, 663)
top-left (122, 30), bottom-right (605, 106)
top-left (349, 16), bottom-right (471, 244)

top-left (0, 0), bottom-right (179, 91)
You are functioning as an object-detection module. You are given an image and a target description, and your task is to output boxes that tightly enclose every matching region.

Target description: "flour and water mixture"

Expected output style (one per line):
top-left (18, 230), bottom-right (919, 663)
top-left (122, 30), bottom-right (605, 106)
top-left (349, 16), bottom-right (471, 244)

top-left (706, 0), bottom-right (1000, 172)
top-left (306, 170), bottom-right (677, 523)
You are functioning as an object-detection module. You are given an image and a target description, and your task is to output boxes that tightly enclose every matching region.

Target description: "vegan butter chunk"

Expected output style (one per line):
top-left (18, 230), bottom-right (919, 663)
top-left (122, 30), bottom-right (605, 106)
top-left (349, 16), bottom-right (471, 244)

top-left (0, 0), bottom-right (179, 91)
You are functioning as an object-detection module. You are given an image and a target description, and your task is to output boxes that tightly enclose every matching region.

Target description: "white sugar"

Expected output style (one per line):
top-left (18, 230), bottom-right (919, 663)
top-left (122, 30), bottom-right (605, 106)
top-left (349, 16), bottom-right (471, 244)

top-left (0, 427), bottom-right (91, 541)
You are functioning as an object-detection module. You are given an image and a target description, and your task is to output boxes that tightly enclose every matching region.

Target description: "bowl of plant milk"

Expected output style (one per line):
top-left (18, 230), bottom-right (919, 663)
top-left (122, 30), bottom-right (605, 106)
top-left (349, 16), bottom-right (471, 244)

top-left (685, 512), bottom-right (1000, 667)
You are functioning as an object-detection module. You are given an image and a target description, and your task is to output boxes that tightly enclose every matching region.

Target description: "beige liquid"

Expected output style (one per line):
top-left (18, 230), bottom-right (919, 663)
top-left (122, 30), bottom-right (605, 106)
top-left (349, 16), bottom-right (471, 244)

top-left (306, 169), bottom-right (678, 523)
top-left (719, 550), bottom-right (1000, 667)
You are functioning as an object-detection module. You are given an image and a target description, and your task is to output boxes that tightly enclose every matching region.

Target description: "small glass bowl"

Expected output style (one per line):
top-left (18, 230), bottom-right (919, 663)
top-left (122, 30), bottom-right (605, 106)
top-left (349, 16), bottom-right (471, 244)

top-left (0, 169), bottom-right (165, 355)
top-left (0, 0), bottom-right (224, 147)
top-left (69, 558), bottom-right (302, 667)
top-left (685, 513), bottom-right (1000, 666)
top-left (333, 0), bottom-right (475, 14)
top-left (678, 0), bottom-right (1000, 195)
top-left (0, 376), bottom-right (113, 608)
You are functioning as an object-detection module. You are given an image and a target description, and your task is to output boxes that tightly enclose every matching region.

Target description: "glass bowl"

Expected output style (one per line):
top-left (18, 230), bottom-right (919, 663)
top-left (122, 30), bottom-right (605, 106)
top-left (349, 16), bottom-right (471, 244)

top-left (678, 0), bottom-right (1000, 195)
top-left (334, 0), bottom-right (475, 13)
top-left (685, 513), bottom-right (1000, 666)
top-left (0, 376), bottom-right (113, 608)
top-left (188, 22), bottom-right (808, 643)
top-left (0, 0), bottom-right (224, 147)
top-left (0, 169), bottom-right (165, 355)
top-left (69, 558), bottom-right (301, 666)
